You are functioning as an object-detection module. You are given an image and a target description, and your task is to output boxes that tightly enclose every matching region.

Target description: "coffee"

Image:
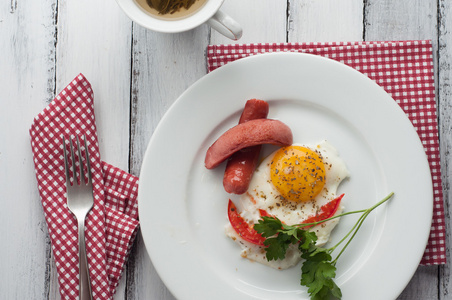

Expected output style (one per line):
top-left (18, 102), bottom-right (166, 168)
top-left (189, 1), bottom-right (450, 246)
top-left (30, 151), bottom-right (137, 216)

top-left (135, 0), bottom-right (207, 20)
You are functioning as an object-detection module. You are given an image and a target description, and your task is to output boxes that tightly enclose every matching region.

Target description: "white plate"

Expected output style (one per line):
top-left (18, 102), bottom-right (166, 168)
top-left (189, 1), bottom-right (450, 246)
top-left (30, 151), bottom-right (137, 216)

top-left (138, 53), bottom-right (433, 300)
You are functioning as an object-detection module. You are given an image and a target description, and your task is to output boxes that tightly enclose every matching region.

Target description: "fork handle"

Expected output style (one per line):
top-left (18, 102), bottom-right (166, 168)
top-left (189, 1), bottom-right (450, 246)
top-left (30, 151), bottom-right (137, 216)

top-left (78, 219), bottom-right (93, 300)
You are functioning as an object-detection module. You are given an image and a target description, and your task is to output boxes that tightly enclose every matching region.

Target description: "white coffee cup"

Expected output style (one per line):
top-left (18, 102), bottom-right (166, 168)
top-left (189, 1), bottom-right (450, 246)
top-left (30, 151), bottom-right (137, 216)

top-left (115, 0), bottom-right (242, 40)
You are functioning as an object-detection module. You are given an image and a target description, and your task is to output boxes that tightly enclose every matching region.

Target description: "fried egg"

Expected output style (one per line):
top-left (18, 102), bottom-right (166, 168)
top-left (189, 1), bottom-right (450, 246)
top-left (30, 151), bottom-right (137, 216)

top-left (225, 140), bottom-right (349, 269)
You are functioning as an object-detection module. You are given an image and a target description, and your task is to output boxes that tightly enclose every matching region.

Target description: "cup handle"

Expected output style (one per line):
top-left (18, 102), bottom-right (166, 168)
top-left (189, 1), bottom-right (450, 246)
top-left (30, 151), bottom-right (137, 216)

top-left (207, 10), bottom-right (242, 40)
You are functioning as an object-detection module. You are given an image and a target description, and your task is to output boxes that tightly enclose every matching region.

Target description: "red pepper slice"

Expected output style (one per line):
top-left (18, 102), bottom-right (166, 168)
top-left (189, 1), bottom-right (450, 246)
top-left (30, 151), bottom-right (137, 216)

top-left (228, 199), bottom-right (266, 246)
top-left (258, 193), bottom-right (344, 228)
top-left (258, 209), bottom-right (271, 217)
top-left (301, 193), bottom-right (344, 228)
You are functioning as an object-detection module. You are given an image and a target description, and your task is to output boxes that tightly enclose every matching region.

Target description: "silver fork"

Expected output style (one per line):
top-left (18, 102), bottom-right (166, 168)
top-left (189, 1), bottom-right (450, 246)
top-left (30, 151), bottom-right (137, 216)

top-left (63, 135), bottom-right (94, 300)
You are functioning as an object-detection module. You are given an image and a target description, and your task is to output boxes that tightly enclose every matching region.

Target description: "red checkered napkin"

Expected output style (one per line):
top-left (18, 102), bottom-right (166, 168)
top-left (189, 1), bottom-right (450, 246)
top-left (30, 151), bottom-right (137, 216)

top-left (207, 40), bottom-right (445, 265)
top-left (29, 74), bottom-right (139, 299)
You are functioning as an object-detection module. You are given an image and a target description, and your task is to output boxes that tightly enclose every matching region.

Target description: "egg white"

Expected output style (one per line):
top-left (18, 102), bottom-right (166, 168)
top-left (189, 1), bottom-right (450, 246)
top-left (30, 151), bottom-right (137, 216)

top-left (225, 140), bottom-right (349, 270)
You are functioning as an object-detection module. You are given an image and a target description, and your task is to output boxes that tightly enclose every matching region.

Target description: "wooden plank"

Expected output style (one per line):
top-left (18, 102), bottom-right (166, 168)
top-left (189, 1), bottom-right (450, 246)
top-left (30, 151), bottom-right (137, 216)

top-left (438, 0), bottom-right (452, 298)
top-left (55, 0), bottom-right (132, 298)
top-left (288, 0), bottom-right (364, 42)
top-left (364, 1), bottom-right (440, 299)
top-left (126, 25), bottom-right (210, 300)
top-left (55, 0), bottom-right (132, 169)
top-left (0, 0), bottom-right (56, 299)
top-left (210, 0), bottom-right (287, 44)
top-left (397, 265), bottom-right (439, 299)
top-left (364, 0), bottom-right (437, 43)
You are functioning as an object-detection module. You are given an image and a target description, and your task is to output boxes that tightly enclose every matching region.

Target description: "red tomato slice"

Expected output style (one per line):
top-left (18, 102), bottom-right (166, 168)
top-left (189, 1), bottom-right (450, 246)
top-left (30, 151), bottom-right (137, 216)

top-left (258, 209), bottom-right (271, 217)
top-left (301, 193), bottom-right (344, 228)
top-left (228, 199), bottom-right (266, 246)
top-left (258, 193), bottom-right (344, 228)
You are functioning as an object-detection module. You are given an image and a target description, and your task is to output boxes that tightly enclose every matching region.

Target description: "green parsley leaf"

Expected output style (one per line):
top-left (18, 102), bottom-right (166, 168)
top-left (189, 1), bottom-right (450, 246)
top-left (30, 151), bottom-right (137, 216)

top-left (300, 246), bottom-right (340, 299)
top-left (298, 230), bottom-right (318, 251)
top-left (256, 217), bottom-right (302, 261)
top-left (263, 234), bottom-right (292, 261)
top-left (254, 216), bottom-right (283, 237)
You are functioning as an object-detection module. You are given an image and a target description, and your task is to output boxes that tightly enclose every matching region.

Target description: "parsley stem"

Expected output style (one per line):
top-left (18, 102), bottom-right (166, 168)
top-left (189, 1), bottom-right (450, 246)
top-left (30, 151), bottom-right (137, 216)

top-left (331, 192), bottom-right (394, 264)
top-left (295, 209), bottom-right (367, 228)
top-left (331, 210), bottom-right (370, 264)
top-left (329, 210), bottom-right (368, 256)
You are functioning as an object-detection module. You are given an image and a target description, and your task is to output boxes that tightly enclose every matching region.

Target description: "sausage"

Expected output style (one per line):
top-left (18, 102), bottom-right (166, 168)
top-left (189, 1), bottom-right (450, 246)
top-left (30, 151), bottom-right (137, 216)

top-left (223, 99), bottom-right (269, 194)
top-left (237, 99), bottom-right (269, 123)
top-left (223, 145), bottom-right (262, 194)
top-left (204, 119), bottom-right (293, 169)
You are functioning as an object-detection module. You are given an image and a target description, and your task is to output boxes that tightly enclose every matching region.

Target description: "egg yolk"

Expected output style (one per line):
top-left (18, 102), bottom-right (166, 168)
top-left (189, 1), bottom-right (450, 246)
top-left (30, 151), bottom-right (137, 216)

top-left (270, 145), bottom-right (326, 203)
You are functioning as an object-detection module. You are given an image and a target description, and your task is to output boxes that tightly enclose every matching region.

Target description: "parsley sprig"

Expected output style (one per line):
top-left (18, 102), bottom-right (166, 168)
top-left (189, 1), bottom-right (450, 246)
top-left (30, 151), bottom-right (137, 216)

top-left (254, 192), bottom-right (394, 300)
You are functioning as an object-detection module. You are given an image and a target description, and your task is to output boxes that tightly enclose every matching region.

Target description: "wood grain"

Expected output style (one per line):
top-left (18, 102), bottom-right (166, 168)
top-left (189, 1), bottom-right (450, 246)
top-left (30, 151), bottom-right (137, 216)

top-left (126, 25), bottom-right (210, 300)
top-left (288, 0), bottom-right (363, 42)
top-left (0, 0), bottom-right (56, 298)
top-left (438, 0), bottom-right (452, 298)
top-left (55, 0), bottom-right (132, 169)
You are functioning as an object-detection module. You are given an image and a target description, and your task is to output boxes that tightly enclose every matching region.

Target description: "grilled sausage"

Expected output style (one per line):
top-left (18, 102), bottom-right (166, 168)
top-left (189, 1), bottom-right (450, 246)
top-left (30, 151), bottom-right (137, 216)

top-left (205, 119), bottom-right (293, 169)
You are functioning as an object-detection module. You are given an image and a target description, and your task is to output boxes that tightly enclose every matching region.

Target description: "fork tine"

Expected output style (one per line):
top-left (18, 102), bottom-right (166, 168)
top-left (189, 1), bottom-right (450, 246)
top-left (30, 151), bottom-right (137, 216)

top-left (62, 136), bottom-right (70, 186)
top-left (76, 136), bottom-right (86, 185)
top-left (69, 138), bottom-right (77, 185)
top-left (83, 135), bottom-right (92, 184)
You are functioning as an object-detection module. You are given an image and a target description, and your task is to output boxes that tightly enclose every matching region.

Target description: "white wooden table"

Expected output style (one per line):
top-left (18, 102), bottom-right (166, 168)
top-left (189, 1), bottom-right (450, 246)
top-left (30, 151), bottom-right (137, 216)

top-left (1, 0), bottom-right (451, 299)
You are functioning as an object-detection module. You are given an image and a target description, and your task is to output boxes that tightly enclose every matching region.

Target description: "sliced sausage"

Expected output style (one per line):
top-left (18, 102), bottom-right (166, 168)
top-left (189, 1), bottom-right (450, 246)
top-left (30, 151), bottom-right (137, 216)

top-left (205, 119), bottom-right (293, 169)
